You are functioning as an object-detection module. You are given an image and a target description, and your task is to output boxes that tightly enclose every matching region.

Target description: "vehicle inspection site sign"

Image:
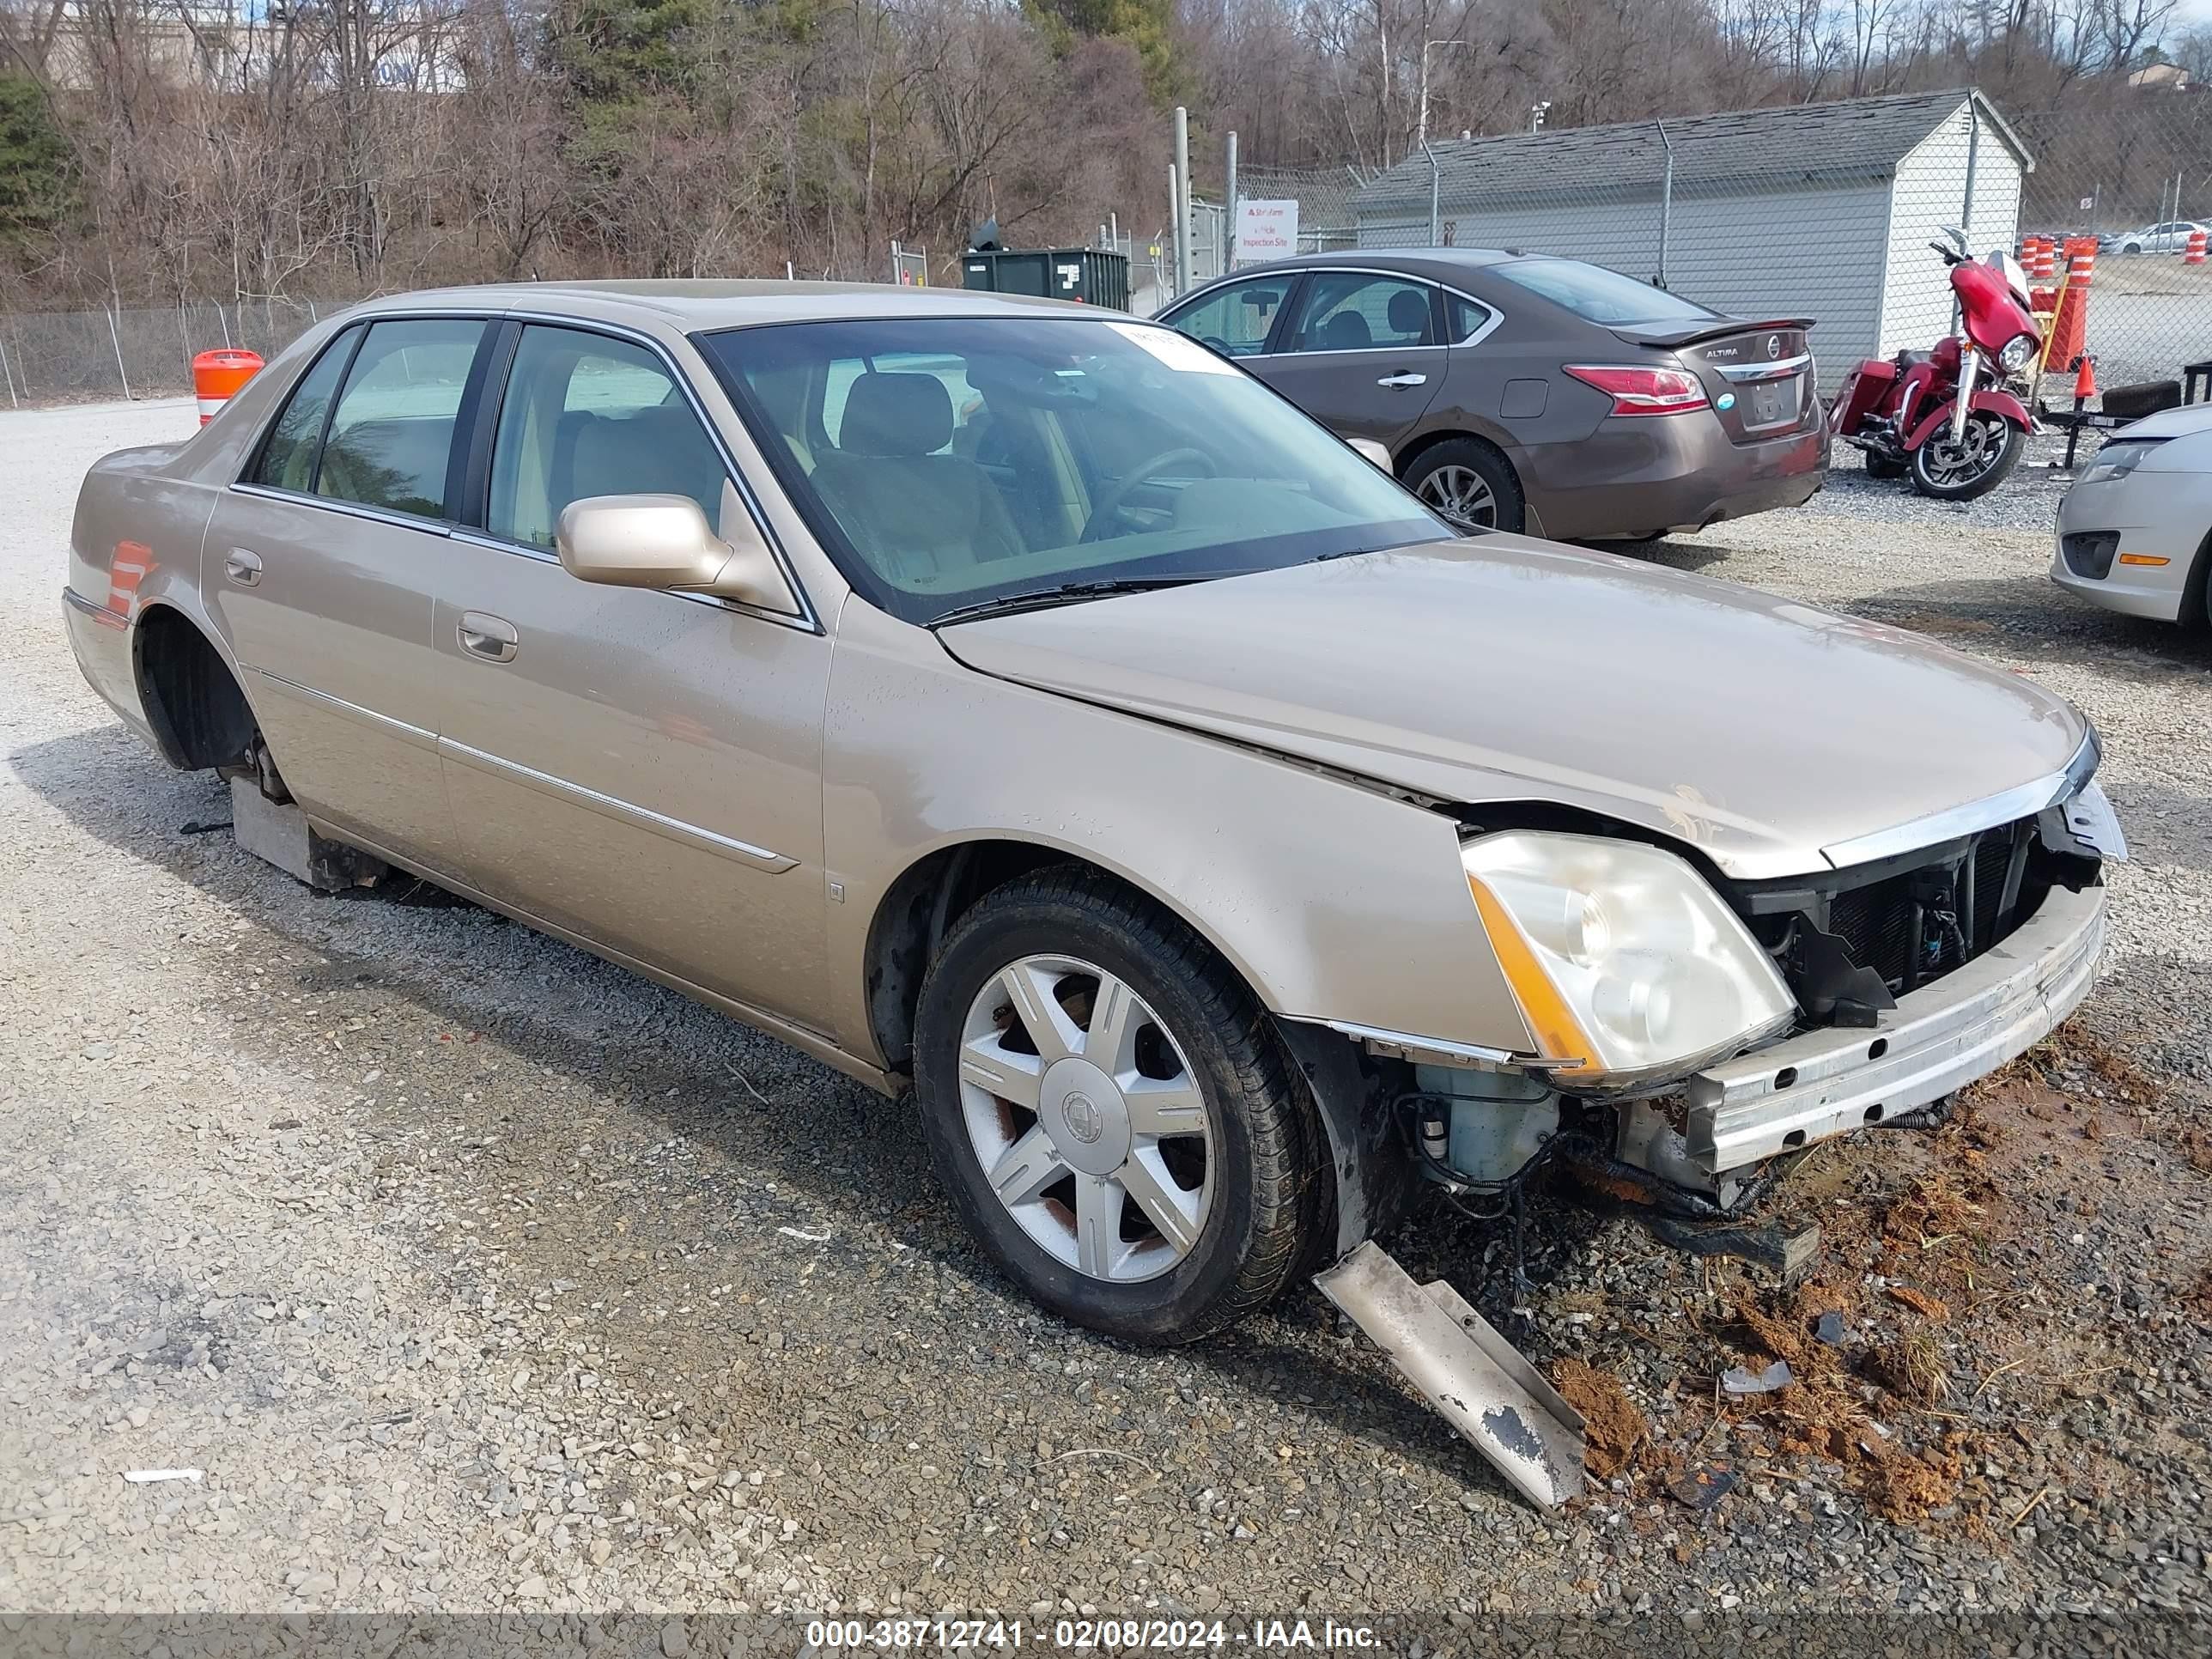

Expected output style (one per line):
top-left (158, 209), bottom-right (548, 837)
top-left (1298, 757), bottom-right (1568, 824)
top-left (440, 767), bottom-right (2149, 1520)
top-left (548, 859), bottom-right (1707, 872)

top-left (1234, 198), bottom-right (1300, 263)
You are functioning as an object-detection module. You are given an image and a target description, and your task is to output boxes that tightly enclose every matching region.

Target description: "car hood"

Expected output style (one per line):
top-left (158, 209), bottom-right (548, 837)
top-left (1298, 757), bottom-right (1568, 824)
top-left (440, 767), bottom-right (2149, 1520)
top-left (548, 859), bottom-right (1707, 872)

top-left (937, 536), bottom-right (2090, 879)
top-left (2113, 402), bottom-right (2212, 444)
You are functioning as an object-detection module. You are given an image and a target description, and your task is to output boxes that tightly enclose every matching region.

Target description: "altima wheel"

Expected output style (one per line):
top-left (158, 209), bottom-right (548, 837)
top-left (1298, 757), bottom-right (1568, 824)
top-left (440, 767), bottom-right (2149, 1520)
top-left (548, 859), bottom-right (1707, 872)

top-left (914, 868), bottom-right (1316, 1344)
top-left (1403, 438), bottom-right (1524, 534)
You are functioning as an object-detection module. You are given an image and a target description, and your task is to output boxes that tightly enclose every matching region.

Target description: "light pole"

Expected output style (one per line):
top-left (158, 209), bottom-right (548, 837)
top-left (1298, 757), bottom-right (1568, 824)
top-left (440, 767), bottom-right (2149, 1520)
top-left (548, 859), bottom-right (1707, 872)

top-left (1529, 100), bottom-right (1553, 133)
top-left (1416, 38), bottom-right (1469, 156)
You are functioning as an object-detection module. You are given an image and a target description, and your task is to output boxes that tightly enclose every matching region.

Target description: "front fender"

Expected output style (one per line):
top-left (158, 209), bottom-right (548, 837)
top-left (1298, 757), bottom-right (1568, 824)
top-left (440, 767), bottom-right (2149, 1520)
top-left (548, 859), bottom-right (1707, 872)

top-left (1905, 387), bottom-right (2033, 450)
top-left (822, 599), bottom-right (1538, 1073)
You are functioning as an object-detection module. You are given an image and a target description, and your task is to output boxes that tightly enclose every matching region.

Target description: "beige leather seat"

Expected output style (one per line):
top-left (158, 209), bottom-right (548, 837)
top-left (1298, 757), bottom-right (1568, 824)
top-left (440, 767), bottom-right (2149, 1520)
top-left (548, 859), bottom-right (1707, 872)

top-left (809, 373), bottom-right (1025, 583)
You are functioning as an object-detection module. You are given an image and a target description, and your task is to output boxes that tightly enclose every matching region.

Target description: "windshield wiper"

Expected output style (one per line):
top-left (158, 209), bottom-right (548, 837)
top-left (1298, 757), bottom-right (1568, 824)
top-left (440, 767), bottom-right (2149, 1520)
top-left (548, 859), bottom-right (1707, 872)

top-left (927, 574), bottom-right (1218, 629)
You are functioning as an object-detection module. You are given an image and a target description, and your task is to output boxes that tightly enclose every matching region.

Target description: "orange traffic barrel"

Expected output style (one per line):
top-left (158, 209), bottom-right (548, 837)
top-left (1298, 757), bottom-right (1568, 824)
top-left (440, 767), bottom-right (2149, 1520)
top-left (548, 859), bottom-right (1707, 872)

top-left (192, 348), bottom-right (263, 426)
top-left (2046, 240), bottom-right (2100, 374)
top-left (2189, 230), bottom-right (2208, 266)
top-left (2033, 239), bottom-right (2057, 279)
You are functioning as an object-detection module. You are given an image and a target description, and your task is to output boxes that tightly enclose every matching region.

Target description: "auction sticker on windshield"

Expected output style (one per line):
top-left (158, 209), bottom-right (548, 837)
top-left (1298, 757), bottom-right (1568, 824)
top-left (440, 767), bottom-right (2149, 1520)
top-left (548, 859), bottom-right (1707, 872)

top-left (1108, 321), bottom-right (1239, 374)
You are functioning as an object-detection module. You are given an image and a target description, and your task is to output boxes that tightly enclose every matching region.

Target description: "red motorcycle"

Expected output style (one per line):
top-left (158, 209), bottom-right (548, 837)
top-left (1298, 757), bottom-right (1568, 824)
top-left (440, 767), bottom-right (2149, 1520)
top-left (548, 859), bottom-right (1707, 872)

top-left (1830, 233), bottom-right (2040, 501)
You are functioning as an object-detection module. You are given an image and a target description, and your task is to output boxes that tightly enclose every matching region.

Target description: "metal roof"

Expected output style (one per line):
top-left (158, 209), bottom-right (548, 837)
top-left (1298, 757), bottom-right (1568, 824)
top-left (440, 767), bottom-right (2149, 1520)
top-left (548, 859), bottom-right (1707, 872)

top-left (1358, 88), bottom-right (2033, 216)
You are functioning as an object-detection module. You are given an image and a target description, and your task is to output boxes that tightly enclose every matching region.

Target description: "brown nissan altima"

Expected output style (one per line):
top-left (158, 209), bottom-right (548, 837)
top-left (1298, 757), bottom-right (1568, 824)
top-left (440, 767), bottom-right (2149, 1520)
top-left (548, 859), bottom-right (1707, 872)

top-left (66, 282), bottom-right (2114, 1503)
top-left (1158, 249), bottom-right (1827, 540)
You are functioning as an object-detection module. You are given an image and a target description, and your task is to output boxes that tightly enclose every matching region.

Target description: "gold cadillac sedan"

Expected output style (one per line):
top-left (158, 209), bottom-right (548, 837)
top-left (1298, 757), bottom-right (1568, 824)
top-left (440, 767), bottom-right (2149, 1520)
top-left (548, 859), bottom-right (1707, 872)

top-left (65, 282), bottom-right (2118, 1388)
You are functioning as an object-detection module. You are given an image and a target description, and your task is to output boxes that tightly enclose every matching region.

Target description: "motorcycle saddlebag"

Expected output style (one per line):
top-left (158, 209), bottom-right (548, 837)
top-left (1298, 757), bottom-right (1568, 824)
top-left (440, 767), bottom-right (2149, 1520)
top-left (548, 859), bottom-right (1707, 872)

top-left (1834, 359), bottom-right (1899, 430)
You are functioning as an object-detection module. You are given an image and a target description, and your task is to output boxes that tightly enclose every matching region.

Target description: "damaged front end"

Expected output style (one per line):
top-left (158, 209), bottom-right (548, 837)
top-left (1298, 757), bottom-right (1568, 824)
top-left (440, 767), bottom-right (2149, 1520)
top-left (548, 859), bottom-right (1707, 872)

top-left (1286, 765), bottom-right (2123, 1510)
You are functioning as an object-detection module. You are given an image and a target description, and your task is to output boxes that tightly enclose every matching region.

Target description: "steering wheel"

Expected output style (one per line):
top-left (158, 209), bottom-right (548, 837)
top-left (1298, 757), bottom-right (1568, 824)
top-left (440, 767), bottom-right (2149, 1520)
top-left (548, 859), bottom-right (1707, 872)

top-left (1079, 447), bottom-right (1218, 543)
top-left (1200, 335), bottom-right (1232, 353)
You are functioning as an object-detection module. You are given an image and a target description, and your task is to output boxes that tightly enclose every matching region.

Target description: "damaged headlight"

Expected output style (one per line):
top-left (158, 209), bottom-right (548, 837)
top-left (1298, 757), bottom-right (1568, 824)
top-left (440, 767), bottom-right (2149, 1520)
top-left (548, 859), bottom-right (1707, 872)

top-left (1462, 830), bottom-right (1796, 1086)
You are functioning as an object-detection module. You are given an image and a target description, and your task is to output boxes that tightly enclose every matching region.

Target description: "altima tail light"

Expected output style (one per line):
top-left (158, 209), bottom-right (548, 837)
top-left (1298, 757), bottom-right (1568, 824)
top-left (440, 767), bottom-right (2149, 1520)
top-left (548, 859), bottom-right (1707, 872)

top-left (1563, 364), bottom-right (1710, 416)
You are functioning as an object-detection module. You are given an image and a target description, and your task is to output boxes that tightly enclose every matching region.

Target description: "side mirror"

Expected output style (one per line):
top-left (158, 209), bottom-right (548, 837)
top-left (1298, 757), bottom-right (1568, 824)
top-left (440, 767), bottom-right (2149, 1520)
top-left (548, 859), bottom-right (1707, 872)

top-left (1346, 437), bottom-right (1393, 471)
top-left (556, 480), bottom-right (795, 612)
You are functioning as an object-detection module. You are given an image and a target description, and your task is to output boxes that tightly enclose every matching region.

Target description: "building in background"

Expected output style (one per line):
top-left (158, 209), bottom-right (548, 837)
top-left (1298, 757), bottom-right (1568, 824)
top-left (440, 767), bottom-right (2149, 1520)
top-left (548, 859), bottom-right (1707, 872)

top-left (1353, 88), bottom-right (2033, 386)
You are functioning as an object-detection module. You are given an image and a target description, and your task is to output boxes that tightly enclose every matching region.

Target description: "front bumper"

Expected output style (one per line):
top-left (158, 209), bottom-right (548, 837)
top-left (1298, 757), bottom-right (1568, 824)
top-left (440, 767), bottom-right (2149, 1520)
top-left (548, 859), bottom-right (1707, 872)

top-left (2049, 478), bottom-right (2192, 622)
top-left (1684, 879), bottom-right (2106, 1175)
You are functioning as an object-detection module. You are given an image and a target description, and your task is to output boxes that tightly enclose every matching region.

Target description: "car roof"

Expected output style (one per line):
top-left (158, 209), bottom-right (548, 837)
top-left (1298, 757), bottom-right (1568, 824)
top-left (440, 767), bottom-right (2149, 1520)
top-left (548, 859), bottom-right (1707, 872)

top-left (1179, 249), bottom-right (1526, 289)
top-left (337, 278), bottom-right (1104, 331)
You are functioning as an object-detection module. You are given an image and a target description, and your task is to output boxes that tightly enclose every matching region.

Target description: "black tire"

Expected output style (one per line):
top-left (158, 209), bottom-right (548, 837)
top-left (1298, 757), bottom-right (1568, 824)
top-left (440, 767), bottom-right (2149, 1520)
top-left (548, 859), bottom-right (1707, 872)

top-left (1863, 451), bottom-right (1908, 480)
top-left (1909, 415), bottom-right (2025, 501)
top-left (1403, 438), bottom-right (1525, 533)
top-left (914, 867), bottom-right (1316, 1345)
top-left (2180, 534), bottom-right (2212, 633)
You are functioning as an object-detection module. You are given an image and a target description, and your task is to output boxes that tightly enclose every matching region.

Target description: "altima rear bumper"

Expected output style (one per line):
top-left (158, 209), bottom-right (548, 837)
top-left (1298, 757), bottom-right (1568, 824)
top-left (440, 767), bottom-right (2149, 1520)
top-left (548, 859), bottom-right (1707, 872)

top-left (1523, 416), bottom-right (1826, 542)
top-left (1685, 879), bottom-right (2106, 1175)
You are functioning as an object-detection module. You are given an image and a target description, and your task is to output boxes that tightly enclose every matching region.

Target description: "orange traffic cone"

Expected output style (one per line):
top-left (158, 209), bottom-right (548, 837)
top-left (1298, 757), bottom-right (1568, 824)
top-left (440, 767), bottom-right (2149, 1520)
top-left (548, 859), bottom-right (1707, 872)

top-left (2074, 354), bottom-right (2097, 402)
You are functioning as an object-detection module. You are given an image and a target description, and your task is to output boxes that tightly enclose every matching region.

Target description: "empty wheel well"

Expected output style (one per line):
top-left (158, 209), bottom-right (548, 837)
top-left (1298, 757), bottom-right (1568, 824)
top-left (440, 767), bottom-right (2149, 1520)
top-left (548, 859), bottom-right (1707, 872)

top-left (134, 606), bottom-right (255, 771)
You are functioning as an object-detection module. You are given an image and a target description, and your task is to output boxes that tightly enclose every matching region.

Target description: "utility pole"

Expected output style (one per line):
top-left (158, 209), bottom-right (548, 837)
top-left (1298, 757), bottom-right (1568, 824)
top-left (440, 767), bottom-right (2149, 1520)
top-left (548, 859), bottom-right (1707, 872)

top-left (1173, 106), bottom-right (1194, 295)
top-left (1224, 130), bottom-right (1238, 272)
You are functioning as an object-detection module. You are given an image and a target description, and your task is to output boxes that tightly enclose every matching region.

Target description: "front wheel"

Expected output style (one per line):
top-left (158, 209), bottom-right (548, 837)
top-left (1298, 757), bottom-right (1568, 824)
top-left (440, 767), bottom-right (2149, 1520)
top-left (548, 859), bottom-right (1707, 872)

top-left (913, 869), bottom-right (1317, 1345)
top-left (1910, 412), bottom-right (2025, 501)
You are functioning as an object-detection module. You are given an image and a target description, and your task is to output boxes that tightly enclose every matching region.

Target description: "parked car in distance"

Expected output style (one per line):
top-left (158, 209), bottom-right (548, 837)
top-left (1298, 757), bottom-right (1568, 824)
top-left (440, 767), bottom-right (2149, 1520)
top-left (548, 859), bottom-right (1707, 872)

top-left (2105, 220), bottom-right (2209, 254)
top-left (67, 281), bottom-right (2117, 1368)
top-left (2052, 403), bottom-right (2212, 624)
top-left (1155, 249), bottom-right (1826, 540)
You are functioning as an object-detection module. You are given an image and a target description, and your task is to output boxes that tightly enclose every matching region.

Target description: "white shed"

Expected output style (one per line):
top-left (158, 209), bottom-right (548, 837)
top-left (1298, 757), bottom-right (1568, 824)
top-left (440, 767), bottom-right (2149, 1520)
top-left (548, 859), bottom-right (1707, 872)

top-left (1354, 89), bottom-right (2033, 387)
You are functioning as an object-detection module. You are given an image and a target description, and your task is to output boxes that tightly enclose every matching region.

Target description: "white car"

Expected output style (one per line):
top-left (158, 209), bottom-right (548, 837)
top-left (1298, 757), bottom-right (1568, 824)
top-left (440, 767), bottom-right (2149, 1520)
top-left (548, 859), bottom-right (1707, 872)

top-left (2109, 220), bottom-right (2209, 254)
top-left (2052, 403), bottom-right (2212, 623)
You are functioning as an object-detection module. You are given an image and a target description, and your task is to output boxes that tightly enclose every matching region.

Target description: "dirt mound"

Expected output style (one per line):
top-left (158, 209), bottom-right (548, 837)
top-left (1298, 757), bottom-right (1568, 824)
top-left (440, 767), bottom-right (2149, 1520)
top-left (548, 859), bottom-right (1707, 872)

top-left (1553, 1358), bottom-right (1648, 1480)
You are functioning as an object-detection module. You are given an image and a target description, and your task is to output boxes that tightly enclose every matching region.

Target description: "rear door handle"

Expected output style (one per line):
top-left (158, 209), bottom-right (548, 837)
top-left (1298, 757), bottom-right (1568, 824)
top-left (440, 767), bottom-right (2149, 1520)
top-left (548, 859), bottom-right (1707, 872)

top-left (458, 611), bottom-right (519, 663)
top-left (1376, 372), bottom-right (1428, 388)
top-left (223, 548), bottom-right (263, 587)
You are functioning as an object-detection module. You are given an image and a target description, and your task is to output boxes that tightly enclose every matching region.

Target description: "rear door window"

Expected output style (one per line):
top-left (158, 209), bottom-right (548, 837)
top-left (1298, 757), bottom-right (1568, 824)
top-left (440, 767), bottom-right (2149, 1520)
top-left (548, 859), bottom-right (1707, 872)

top-left (485, 325), bottom-right (732, 549)
top-left (1164, 277), bottom-right (1292, 357)
top-left (248, 326), bottom-right (362, 494)
top-left (1284, 272), bottom-right (1438, 353)
top-left (316, 319), bottom-right (487, 520)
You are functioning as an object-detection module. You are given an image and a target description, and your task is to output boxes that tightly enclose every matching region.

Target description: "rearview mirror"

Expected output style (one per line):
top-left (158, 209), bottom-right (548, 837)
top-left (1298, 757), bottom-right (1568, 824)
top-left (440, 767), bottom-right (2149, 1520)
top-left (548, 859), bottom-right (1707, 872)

top-left (1347, 437), bottom-right (1393, 471)
top-left (556, 481), bottom-right (795, 612)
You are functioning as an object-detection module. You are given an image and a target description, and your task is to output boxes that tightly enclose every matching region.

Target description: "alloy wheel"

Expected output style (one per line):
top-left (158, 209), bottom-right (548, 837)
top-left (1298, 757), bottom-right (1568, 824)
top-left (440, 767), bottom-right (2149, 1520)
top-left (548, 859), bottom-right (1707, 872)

top-left (1917, 414), bottom-right (2011, 489)
top-left (1415, 464), bottom-right (1498, 531)
top-left (956, 954), bottom-right (1212, 1284)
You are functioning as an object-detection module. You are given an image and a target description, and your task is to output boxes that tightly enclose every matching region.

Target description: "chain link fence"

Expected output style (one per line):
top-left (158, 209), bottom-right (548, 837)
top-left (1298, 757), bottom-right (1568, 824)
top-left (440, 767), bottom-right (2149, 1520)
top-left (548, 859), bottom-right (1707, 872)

top-left (0, 297), bottom-right (342, 408)
top-left (1226, 90), bottom-right (2212, 404)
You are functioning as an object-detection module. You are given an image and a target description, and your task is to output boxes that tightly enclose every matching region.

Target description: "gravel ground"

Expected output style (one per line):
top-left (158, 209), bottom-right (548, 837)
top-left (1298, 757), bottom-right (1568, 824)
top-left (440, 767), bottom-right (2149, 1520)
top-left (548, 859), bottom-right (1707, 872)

top-left (4, 400), bottom-right (2211, 1644)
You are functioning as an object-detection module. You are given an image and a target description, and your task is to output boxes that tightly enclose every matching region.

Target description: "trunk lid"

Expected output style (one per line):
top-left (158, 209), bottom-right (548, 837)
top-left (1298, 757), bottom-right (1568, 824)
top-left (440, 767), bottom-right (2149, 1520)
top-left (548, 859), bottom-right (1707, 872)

top-left (1618, 319), bottom-right (1817, 446)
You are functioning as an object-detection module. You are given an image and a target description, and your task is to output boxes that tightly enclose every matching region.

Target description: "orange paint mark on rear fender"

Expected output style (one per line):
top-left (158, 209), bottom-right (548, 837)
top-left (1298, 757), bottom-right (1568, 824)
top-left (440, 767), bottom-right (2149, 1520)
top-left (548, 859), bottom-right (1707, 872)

top-left (107, 539), bottom-right (155, 618)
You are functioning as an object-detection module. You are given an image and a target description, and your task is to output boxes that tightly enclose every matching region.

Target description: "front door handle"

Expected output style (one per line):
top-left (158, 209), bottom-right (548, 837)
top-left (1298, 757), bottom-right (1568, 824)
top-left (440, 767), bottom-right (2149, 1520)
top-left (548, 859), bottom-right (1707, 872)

top-left (223, 548), bottom-right (263, 587)
top-left (458, 611), bottom-right (519, 663)
top-left (1376, 372), bottom-right (1428, 388)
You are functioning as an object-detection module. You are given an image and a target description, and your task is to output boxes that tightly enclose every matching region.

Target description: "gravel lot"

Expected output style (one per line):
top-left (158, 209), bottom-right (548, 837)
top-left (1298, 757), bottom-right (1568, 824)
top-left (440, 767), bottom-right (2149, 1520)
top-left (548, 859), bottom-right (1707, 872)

top-left (4, 399), bottom-right (2211, 1642)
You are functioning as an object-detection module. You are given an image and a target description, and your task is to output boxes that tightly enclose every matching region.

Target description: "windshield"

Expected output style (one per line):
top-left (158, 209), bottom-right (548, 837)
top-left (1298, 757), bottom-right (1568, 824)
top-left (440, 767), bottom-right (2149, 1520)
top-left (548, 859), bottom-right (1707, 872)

top-left (696, 316), bottom-right (1443, 625)
top-left (1491, 258), bottom-right (1718, 326)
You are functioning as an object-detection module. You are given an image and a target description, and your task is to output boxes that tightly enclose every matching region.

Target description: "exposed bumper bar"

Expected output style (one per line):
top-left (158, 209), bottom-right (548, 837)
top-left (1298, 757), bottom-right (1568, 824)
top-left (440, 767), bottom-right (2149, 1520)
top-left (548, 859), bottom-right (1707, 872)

top-left (1686, 881), bottom-right (2106, 1175)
